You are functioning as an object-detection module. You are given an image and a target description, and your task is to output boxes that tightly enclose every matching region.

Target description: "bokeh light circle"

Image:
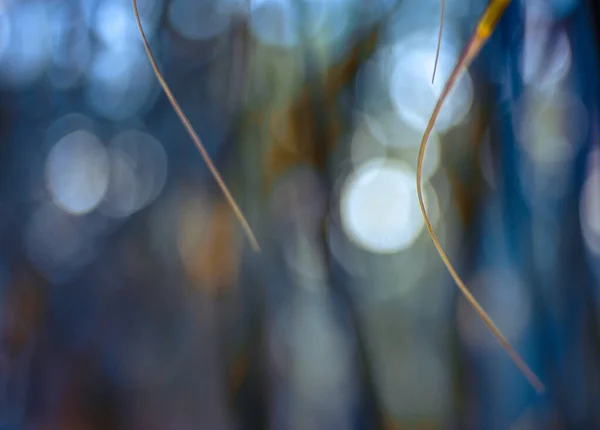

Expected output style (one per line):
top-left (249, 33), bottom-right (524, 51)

top-left (387, 31), bottom-right (473, 133)
top-left (340, 159), bottom-right (425, 253)
top-left (101, 130), bottom-right (168, 218)
top-left (46, 130), bottom-right (110, 215)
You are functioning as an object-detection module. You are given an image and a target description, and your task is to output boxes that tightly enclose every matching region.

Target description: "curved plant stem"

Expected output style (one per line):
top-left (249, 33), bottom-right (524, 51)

top-left (417, 0), bottom-right (545, 393)
top-left (132, 0), bottom-right (260, 252)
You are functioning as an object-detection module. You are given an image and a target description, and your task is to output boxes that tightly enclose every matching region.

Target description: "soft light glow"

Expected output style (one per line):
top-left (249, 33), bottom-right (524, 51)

top-left (350, 119), bottom-right (387, 167)
top-left (386, 31), bottom-right (473, 133)
top-left (85, 46), bottom-right (156, 120)
top-left (46, 130), bottom-right (110, 215)
top-left (249, 0), bottom-right (350, 49)
top-left (0, 8), bottom-right (12, 62)
top-left (101, 130), bottom-right (168, 218)
top-left (96, 0), bottom-right (130, 48)
top-left (518, 91), bottom-right (587, 164)
top-left (47, 4), bottom-right (91, 90)
top-left (249, 0), bottom-right (300, 47)
top-left (580, 149), bottom-right (600, 257)
top-left (522, 29), bottom-right (571, 93)
top-left (94, 0), bottom-right (163, 49)
top-left (340, 159), bottom-right (427, 253)
top-left (352, 113), bottom-right (441, 181)
top-left (521, 1), bottom-right (572, 94)
top-left (168, 0), bottom-right (237, 41)
top-left (0, 1), bottom-right (51, 88)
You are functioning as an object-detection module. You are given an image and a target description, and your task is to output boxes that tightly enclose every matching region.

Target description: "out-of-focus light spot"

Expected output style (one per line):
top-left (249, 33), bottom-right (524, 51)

top-left (25, 203), bottom-right (99, 283)
top-left (0, 1), bottom-right (52, 88)
top-left (169, 0), bottom-right (238, 41)
top-left (517, 91), bottom-right (587, 165)
top-left (385, 0), bottom-right (471, 41)
top-left (95, 0), bottom-right (163, 49)
top-left (517, 91), bottom-right (587, 204)
top-left (362, 111), bottom-right (426, 150)
top-left (249, 0), bottom-right (304, 48)
top-left (519, 155), bottom-right (572, 204)
top-left (523, 0), bottom-right (580, 19)
top-left (85, 46), bottom-right (156, 120)
top-left (580, 149), bottom-right (600, 257)
top-left (386, 30), bottom-right (473, 133)
top-left (522, 9), bottom-right (571, 93)
top-left (403, 139), bottom-right (440, 183)
top-left (356, 58), bottom-right (390, 115)
top-left (352, 113), bottom-right (441, 181)
top-left (101, 130), bottom-right (168, 218)
top-left (46, 130), bottom-right (110, 215)
top-left (249, 0), bottom-right (350, 49)
top-left (47, 6), bottom-right (91, 90)
top-left (458, 268), bottom-right (531, 349)
top-left (340, 159), bottom-right (437, 253)
top-left (0, 10), bottom-right (11, 60)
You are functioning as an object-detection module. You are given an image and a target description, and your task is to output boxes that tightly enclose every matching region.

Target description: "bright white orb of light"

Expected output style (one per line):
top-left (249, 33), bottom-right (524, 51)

top-left (95, 0), bottom-right (164, 49)
top-left (387, 31), bottom-right (473, 133)
top-left (340, 159), bottom-right (424, 253)
top-left (46, 130), bottom-right (110, 215)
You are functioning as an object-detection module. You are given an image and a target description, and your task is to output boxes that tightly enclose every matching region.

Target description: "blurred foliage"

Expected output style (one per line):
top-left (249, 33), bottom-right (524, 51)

top-left (0, 0), bottom-right (600, 429)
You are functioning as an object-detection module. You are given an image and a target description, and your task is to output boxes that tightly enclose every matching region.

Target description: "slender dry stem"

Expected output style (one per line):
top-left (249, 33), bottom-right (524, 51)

top-left (417, 0), bottom-right (545, 393)
top-left (132, 0), bottom-right (260, 252)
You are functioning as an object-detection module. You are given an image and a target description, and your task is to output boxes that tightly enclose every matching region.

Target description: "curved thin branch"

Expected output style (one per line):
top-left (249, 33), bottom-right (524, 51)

top-left (132, 0), bottom-right (260, 252)
top-left (417, 0), bottom-right (545, 393)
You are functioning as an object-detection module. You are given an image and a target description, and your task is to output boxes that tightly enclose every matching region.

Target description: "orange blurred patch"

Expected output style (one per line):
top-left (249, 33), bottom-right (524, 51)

top-left (186, 202), bottom-right (239, 295)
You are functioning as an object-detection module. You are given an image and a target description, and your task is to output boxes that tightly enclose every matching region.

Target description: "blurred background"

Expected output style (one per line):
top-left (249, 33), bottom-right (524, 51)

top-left (0, 0), bottom-right (599, 429)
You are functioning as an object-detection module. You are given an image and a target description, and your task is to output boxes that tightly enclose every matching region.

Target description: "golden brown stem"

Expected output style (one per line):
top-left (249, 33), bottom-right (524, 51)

top-left (417, 4), bottom-right (545, 393)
